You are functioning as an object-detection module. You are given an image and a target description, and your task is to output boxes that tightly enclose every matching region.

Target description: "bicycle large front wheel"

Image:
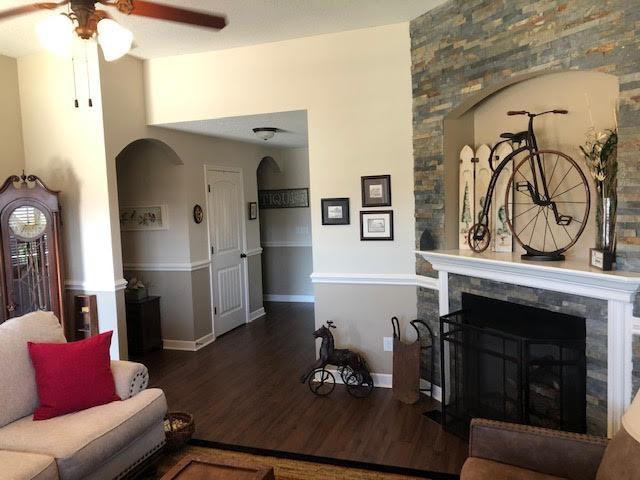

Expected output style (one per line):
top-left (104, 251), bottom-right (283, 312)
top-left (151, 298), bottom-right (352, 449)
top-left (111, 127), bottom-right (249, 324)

top-left (505, 150), bottom-right (590, 258)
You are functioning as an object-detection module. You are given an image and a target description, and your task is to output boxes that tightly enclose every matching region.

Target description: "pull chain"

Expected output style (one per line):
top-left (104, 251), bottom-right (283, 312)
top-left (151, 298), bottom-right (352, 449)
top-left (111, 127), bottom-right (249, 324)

top-left (71, 57), bottom-right (79, 108)
top-left (84, 42), bottom-right (93, 107)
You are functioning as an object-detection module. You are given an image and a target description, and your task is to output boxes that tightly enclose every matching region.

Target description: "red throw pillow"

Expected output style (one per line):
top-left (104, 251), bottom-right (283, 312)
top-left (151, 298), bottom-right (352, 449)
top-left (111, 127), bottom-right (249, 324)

top-left (28, 331), bottom-right (121, 420)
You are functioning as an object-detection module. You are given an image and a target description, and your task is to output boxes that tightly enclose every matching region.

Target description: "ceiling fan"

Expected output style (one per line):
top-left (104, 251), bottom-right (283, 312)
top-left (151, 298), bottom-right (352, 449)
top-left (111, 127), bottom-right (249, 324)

top-left (0, 0), bottom-right (227, 61)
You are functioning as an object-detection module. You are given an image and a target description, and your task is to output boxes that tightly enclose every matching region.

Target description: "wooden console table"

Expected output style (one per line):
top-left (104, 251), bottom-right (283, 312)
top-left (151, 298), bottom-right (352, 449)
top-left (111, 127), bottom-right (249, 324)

top-left (161, 456), bottom-right (275, 479)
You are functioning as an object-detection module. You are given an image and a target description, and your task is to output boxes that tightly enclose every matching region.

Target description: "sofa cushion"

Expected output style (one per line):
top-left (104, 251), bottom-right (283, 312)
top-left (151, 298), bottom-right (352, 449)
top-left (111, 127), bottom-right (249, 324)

top-left (29, 331), bottom-right (120, 420)
top-left (0, 389), bottom-right (167, 480)
top-left (0, 450), bottom-right (59, 480)
top-left (597, 389), bottom-right (640, 479)
top-left (0, 311), bottom-right (66, 427)
top-left (462, 458), bottom-right (566, 480)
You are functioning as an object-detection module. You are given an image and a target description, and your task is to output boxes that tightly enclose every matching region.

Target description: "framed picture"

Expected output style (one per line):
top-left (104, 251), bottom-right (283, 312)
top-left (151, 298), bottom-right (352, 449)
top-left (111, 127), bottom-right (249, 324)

top-left (120, 205), bottom-right (169, 231)
top-left (321, 198), bottom-right (350, 225)
top-left (360, 210), bottom-right (393, 241)
top-left (361, 175), bottom-right (391, 207)
top-left (258, 188), bottom-right (309, 209)
top-left (248, 202), bottom-right (258, 220)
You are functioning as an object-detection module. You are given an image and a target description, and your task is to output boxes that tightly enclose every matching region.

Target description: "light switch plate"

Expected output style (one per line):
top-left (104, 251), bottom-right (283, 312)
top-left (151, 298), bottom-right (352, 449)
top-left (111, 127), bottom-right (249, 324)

top-left (383, 337), bottom-right (393, 352)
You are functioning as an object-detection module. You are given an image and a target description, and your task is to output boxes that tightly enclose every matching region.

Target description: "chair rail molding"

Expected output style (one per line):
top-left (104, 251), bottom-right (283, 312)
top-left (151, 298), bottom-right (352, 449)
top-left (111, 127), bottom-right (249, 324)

top-left (311, 272), bottom-right (438, 290)
top-left (418, 249), bottom-right (640, 437)
top-left (123, 259), bottom-right (211, 272)
top-left (65, 278), bottom-right (128, 292)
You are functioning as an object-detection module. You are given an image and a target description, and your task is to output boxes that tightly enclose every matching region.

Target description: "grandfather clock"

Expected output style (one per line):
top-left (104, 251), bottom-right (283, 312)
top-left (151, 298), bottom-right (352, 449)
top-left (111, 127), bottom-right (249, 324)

top-left (0, 174), bottom-right (65, 327)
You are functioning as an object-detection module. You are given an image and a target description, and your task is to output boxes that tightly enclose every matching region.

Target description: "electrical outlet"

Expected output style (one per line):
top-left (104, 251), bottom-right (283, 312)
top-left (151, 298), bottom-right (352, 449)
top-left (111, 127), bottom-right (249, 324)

top-left (383, 337), bottom-right (393, 352)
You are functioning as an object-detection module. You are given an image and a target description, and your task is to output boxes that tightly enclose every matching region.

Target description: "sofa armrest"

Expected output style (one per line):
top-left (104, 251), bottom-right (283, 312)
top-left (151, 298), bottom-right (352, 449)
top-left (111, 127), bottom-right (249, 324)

top-left (469, 418), bottom-right (608, 480)
top-left (111, 360), bottom-right (149, 400)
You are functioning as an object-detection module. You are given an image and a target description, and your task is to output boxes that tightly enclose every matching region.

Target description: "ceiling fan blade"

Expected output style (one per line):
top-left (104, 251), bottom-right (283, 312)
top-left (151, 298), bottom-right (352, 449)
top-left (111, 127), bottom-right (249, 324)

top-left (0, 2), bottom-right (67, 20)
top-left (117, 1), bottom-right (226, 30)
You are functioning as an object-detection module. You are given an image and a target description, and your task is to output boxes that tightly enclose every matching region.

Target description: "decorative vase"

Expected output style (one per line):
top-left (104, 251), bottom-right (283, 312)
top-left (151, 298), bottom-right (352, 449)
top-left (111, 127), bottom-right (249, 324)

top-left (595, 194), bottom-right (616, 254)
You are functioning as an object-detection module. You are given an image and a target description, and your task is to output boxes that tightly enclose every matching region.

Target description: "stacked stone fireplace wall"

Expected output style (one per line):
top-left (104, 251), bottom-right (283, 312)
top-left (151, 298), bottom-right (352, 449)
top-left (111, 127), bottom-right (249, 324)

top-left (411, 0), bottom-right (640, 434)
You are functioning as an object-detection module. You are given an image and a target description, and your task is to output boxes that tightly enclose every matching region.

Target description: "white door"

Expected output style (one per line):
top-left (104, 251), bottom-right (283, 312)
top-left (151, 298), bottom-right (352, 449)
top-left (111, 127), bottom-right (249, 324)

top-left (207, 169), bottom-right (247, 336)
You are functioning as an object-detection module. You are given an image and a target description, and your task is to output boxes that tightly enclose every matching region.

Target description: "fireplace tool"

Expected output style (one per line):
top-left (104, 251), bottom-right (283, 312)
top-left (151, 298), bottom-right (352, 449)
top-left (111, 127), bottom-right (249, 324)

top-left (391, 317), bottom-right (435, 404)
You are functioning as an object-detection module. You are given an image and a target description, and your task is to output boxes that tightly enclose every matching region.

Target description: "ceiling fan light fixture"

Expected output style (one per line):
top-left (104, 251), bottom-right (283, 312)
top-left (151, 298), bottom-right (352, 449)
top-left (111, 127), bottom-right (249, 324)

top-left (253, 127), bottom-right (278, 141)
top-left (97, 18), bottom-right (133, 62)
top-left (36, 14), bottom-right (74, 58)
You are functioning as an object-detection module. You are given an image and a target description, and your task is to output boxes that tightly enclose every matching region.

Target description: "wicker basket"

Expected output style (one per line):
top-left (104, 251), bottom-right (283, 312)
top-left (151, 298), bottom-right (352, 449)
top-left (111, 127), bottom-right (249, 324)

top-left (164, 412), bottom-right (195, 451)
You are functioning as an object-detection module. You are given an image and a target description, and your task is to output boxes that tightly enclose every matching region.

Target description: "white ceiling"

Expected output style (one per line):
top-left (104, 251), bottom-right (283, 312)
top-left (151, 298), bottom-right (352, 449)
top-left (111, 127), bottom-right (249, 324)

top-left (0, 0), bottom-right (444, 59)
top-left (160, 110), bottom-right (309, 148)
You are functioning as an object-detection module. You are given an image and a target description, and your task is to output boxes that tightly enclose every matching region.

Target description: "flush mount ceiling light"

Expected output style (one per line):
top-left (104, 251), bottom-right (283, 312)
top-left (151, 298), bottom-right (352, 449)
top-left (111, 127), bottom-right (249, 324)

top-left (253, 128), bottom-right (279, 141)
top-left (0, 0), bottom-right (227, 62)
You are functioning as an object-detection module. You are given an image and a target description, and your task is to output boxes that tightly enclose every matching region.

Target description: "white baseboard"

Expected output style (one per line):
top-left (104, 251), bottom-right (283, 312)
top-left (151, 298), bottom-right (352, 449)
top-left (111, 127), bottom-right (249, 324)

top-left (250, 307), bottom-right (266, 322)
top-left (163, 332), bottom-right (215, 352)
top-left (325, 368), bottom-right (441, 400)
top-left (264, 294), bottom-right (315, 303)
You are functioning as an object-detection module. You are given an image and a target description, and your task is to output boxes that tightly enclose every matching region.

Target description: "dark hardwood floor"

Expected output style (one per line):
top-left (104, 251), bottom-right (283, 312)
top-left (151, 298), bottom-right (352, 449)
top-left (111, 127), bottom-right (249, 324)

top-left (135, 302), bottom-right (467, 475)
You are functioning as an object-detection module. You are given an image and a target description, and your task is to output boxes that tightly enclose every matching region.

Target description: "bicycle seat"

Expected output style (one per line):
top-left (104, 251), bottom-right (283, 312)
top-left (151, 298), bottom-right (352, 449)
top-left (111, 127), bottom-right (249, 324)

top-left (500, 131), bottom-right (528, 143)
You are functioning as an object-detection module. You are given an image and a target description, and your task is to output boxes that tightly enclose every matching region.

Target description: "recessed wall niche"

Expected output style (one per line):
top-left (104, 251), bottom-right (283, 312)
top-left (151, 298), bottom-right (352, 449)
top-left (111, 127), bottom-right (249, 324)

top-left (442, 71), bottom-right (619, 260)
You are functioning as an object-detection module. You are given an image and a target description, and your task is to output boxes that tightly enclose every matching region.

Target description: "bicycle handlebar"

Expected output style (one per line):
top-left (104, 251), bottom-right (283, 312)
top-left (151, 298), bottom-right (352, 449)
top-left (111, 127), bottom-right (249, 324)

top-left (507, 109), bottom-right (568, 117)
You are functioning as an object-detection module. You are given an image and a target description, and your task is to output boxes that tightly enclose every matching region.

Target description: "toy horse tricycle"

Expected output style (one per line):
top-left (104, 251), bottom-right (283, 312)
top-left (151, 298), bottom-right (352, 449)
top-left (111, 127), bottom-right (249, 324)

top-left (300, 321), bottom-right (374, 398)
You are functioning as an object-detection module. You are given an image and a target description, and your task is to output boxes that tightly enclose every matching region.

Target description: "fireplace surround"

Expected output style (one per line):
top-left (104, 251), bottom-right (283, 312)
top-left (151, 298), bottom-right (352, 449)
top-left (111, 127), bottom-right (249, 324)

top-left (441, 292), bottom-right (587, 437)
top-left (412, 0), bottom-right (640, 438)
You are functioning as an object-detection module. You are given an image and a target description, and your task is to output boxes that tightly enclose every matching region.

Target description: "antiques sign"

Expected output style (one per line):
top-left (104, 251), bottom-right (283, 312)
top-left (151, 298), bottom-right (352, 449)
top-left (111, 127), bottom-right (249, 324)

top-left (258, 188), bottom-right (309, 209)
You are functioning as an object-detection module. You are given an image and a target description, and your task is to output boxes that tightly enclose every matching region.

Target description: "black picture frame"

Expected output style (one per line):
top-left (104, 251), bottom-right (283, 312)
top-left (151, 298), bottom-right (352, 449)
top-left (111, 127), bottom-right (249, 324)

top-left (361, 175), bottom-right (391, 207)
top-left (248, 202), bottom-right (258, 220)
top-left (321, 198), bottom-right (350, 225)
top-left (360, 210), bottom-right (394, 241)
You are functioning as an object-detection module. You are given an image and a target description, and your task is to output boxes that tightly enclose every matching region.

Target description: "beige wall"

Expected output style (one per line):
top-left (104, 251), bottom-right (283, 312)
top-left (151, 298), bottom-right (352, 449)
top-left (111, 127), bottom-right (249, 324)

top-left (314, 283), bottom-right (417, 374)
top-left (0, 55), bottom-right (24, 179)
top-left (102, 55), bottom-right (269, 343)
top-left (473, 71), bottom-right (618, 260)
top-left (144, 23), bottom-right (416, 276)
top-left (143, 24), bottom-right (416, 370)
top-left (17, 48), bottom-right (124, 359)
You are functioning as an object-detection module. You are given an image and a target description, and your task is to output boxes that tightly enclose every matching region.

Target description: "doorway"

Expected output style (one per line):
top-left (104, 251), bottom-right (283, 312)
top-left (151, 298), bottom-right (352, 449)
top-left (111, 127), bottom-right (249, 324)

top-left (206, 167), bottom-right (249, 337)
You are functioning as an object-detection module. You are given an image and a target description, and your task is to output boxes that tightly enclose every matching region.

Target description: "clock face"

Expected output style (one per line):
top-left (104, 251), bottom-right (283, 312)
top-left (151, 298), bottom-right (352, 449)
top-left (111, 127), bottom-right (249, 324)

top-left (8, 206), bottom-right (48, 240)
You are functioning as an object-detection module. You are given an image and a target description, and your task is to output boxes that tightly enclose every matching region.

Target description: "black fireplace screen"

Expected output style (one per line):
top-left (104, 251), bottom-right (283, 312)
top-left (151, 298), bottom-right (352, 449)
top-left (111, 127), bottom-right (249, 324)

top-left (440, 293), bottom-right (586, 438)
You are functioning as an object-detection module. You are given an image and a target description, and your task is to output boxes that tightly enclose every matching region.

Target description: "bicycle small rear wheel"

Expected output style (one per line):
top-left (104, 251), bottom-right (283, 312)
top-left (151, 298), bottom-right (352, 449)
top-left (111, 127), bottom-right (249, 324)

top-left (468, 223), bottom-right (491, 253)
top-left (505, 150), bottom-right (590, 257)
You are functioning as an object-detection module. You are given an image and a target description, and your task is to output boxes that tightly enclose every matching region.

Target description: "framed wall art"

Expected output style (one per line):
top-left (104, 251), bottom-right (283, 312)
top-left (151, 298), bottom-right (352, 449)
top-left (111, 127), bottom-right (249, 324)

top-left (248, 202), bottom-right (258, 220)
top-left (258, 188), bottom-right (309, 209)
top-left (321, 198), bottom-right (350, 225)
top-left (360, 210), bottom-right (393, 241)
top-left (119, 205), bottom-right (169, 231)
top-left (361, 175), bottom-right (391, 207)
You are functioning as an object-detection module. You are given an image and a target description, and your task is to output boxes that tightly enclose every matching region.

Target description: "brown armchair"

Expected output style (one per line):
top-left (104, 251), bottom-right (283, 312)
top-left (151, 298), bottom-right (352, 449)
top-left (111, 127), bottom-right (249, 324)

top-left (461, 419), bottom-right (609, 479)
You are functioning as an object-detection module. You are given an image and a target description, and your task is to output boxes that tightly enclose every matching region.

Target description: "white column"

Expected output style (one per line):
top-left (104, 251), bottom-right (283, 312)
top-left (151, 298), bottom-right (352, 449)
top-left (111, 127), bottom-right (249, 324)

top-left (607, 299), bottom-right (634, 436)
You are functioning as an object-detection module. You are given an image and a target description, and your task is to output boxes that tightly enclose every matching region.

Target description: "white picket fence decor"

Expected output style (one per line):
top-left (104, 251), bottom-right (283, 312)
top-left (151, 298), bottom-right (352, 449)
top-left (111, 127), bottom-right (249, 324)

top-left (458, 143), bottom-right (513, 253)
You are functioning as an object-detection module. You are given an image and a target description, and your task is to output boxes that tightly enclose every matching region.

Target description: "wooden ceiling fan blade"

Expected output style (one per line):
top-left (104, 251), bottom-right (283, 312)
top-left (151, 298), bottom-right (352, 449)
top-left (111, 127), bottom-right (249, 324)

top-left (0, 2), bottom-right (67, 20)
top-left (120, 1), bottom-right (226, 30)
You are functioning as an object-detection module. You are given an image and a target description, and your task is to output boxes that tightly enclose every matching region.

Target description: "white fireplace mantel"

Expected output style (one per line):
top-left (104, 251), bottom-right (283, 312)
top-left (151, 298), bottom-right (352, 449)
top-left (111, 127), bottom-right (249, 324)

top-left (417, 250), bottom-right (640, 303)
top-left (416, 249), bottom-right (640, 437)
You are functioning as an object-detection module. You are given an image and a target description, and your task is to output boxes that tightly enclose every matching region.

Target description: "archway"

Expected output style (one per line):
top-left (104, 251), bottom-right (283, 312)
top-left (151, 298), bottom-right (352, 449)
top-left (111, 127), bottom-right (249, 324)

top-left (115, 138), bottom-right (188, 356)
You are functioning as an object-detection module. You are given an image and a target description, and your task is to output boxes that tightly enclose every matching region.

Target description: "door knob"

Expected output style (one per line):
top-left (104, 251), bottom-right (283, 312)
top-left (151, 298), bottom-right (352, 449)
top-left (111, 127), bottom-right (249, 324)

top-left (240, 253), bottom-right (247, 259)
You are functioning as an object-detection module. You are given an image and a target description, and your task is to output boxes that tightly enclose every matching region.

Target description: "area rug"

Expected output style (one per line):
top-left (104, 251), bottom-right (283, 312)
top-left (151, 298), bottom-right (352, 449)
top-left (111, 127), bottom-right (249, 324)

top-left (154, 441), bottom-right (460, 480)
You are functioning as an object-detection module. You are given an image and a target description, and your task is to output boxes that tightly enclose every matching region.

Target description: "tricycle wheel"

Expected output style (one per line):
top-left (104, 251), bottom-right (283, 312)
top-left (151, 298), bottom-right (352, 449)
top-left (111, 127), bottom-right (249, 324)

top-left (308, 368), bottom-right (335, 396)
top-left (344, 371), bottom-right (374, 398)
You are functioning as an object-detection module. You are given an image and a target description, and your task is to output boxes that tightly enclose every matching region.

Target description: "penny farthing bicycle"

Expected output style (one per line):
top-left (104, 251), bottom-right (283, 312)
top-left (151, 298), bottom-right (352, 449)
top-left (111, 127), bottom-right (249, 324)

top-left (468, 110), bottom-right (590, 260)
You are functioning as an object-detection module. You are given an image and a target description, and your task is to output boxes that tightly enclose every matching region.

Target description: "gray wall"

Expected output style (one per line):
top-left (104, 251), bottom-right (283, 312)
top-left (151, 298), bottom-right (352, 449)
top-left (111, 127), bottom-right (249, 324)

top-left (258, 148), bottom-right (313, 298)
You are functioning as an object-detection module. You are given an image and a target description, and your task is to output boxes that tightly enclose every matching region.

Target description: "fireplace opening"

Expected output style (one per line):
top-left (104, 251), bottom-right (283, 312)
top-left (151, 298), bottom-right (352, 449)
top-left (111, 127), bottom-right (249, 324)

top-left (440, 293), bottom-right (586, 438)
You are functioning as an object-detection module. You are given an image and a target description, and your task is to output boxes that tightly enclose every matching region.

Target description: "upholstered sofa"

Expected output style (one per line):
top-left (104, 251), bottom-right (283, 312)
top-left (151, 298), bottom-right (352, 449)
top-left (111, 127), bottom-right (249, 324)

top-left (0, 311), bottom-right (167, 480)
top-left (460, 390), bottom-right (640, 479)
